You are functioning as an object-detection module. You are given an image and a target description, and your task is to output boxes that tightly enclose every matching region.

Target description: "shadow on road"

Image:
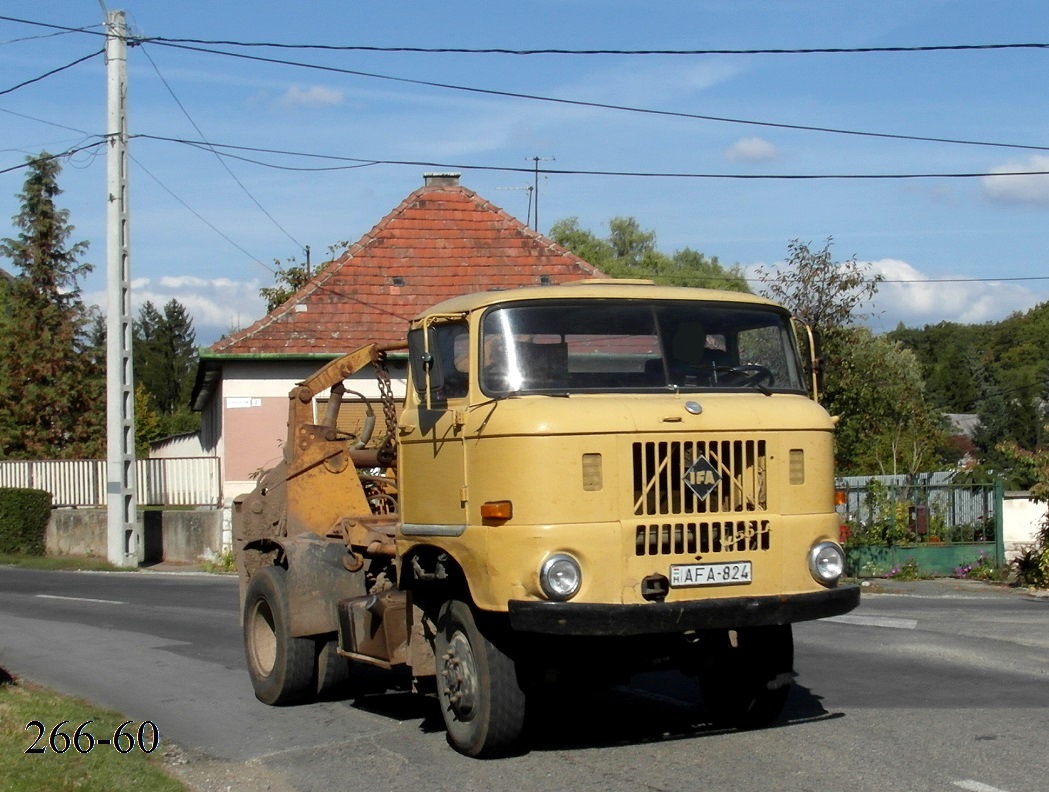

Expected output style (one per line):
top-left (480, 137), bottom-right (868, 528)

top-left (333, 667), bottom-right (845, 754)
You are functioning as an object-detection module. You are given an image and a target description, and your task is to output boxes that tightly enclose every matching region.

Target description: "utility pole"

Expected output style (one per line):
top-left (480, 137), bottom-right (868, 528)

top-left (529, 156), bottom-right (554, 232)
top-left (104, 9), bottom-right (139, 567)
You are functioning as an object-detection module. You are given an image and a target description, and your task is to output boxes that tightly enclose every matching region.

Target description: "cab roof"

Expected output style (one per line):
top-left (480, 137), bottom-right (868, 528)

top-left (413, 280), bottom-right (785, 322)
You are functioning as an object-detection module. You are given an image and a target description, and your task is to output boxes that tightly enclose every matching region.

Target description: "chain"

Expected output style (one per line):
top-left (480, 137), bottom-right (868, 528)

top-left (373, 352), bottom-right (398, 465)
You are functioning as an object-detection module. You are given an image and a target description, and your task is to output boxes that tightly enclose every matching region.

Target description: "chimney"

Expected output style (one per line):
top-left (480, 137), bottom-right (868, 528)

top-left (423, 172), bottom-right (461, 187)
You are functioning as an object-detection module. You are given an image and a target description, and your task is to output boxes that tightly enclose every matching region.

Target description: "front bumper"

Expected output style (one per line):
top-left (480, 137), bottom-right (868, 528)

top-left (508, 584), bottom-right (860, 636)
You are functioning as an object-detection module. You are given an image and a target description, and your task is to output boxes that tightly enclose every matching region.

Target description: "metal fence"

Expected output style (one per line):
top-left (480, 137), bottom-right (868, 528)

top-left (0, 457), bottom-right (221, 507)
top-left (836, 474), bottom-right (1000, 546)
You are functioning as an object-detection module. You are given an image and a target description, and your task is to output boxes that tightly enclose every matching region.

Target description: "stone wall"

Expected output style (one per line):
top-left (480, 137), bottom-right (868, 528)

top-left (46, 508), bottom-right (224, 564)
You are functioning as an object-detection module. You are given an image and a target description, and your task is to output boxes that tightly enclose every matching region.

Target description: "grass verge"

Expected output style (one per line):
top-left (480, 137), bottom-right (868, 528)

top-left (0, 554), bottom-right (126, 573)
top-left (0, 671), bottom-right (184, 791)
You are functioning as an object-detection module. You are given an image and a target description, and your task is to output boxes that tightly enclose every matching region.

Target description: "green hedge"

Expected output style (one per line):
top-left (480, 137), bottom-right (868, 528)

top-left (0, 488), bottom-right (52, 555)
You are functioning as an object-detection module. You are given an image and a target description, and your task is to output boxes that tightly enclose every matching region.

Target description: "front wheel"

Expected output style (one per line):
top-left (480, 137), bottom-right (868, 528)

top-left (243, 566), bottom-right (316, 706)
top-left (697, 624), bottom-right (794, 730)
top-left (435, 600), bottom-right (526, 757)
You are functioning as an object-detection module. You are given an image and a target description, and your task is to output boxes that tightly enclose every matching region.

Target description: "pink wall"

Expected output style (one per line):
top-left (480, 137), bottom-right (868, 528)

top-left (223, 397), bottom-right (290, 482)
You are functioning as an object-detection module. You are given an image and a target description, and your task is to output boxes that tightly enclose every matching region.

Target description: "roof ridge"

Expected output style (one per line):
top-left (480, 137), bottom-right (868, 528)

top-left (209, 179), bottom-right (605, 355)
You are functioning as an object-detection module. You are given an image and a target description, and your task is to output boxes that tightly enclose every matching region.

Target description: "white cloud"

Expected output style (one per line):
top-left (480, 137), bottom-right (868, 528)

top-left (982, 155), bottom-right (1049, 205)
top-left (86, 276), bottom-right (267, 346)
top-left (724, 137), bottom-right (778, 163)
top-left (279, 85), bottom-right (345, 108)
top-left (745, 258), bottom-right (1046, 330)
top-left (865, 258), bottom-right (1042, 329)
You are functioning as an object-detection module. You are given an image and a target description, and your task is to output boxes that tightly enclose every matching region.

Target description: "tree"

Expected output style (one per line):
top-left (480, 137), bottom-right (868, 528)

top-left (756, 238), bottom-right (882, 333)
top-left (823, 328), bottom-right (949, 474)
top-left (756, 237), bottom-right (950, 474)
top-left (259, 241), bottom-right (348, 312)
top-left (132, 299), bottom-right (201, 446)
top-left (0, 153), bottom-right (103, 458)
top-left (549, 216), bottom-right (750, 291)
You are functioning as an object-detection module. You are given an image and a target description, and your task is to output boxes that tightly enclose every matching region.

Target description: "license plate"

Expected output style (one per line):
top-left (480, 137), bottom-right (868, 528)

top-left (669, 561), bottom-right (753, 588)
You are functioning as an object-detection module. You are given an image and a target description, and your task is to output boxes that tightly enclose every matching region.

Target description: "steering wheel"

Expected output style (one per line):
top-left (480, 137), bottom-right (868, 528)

top-left (716, 364), bottom-right (775, 388)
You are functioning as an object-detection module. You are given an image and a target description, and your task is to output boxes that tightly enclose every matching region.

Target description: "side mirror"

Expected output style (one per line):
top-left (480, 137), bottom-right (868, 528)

top-left (408, 328), bottom-right (446, 409)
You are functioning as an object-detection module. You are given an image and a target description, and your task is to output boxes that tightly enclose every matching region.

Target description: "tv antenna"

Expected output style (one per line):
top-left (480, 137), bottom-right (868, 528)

top-left (529, 156), bottom-right (555, 232)
top-left (496, 185), bottom-right (535, 228)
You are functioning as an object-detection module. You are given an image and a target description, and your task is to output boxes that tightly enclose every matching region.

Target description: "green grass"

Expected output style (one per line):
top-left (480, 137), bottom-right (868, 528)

top-left (0, 674), bottom-right (184, 791)
top-left (0, 554), bottom-right (127, 573)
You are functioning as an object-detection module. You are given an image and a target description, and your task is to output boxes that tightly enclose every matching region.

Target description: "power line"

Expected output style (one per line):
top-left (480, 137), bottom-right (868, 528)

top-left (0, 105), bottom-right (96, 135)
top-left (135, 39), bottom-right (1049, 56)
top-left (0, 140), bottom-right (107, 176)
top-left (131, 154), bottom-right (271, 269)
top-left (135, 133), bottom-right (1049, 180)
top-left (138, 43), bottom-right (304, 251)
top-left (140, 40), bottom-right (1049, 154)
top-left (0, 23), bottom-right (101, 45)
top-left (5, 16), bottom-right (1049, 56)
top-left (4, 15), bottom-right (1049, 153)
top-left (0, 49), bottom-right (103, 98)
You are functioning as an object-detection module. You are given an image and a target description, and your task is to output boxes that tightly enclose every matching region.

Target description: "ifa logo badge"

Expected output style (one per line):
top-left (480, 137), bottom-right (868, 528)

top-left (683, 455), bottom-right (721, 499)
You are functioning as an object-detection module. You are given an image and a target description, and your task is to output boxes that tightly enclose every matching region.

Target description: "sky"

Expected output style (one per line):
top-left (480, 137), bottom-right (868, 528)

top-left (2, 1), bottom-right (1049, 346)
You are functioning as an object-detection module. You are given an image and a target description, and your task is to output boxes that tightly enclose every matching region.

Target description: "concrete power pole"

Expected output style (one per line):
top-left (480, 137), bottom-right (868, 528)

top-left (104, 9), bottom-right (139, 567)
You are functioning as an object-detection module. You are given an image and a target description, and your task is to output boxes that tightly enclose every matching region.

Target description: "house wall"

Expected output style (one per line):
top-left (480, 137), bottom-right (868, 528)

top-left (149, 432), bottom-right (206, 458)
top-left (1003, 492), bottom-right (1044, 557)
top-left (217, 359), bottom-right (408, 503)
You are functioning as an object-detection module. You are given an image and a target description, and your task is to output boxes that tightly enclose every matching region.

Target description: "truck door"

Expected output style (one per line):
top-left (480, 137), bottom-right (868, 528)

top-left (399, 320), bottom-right (471, 535)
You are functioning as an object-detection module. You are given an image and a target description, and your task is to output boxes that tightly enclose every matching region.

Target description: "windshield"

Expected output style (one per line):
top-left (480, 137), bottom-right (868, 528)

top-left (479, 300), bottom-right (806, 396)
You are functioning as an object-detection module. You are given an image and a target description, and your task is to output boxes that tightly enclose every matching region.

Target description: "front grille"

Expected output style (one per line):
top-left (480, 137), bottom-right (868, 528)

top-left (632, 439), bottom-right (767, 516)
top-left (635, 520), bottom-right (771, 556)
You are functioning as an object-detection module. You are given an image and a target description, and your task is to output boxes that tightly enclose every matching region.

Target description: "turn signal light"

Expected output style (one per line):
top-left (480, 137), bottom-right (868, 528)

top-left (480, 500), bottom-right (513, 521)
top-left (834, 490), bottom-right (848, 506)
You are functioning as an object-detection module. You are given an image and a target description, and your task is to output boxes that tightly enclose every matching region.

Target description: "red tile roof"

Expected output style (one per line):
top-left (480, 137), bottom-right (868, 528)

top-left (211, 178), bottom-right (604, 355)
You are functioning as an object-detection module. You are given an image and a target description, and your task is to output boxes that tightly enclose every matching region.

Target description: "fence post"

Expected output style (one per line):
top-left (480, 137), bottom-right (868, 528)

top-left (994, 478), bottom-right (1005, 566)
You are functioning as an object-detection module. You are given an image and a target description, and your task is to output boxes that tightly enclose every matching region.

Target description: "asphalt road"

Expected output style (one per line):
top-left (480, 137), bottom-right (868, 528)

top-left (2, 567), bottom-right (1047, 792)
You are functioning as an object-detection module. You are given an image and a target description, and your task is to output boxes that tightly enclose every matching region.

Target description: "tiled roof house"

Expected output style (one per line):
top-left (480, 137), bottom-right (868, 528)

top-left (191, 173), bottom-right (604, 503)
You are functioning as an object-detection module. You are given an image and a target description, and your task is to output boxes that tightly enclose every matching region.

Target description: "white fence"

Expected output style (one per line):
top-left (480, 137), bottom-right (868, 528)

top-left (0, 457), bottom-right (221, 507)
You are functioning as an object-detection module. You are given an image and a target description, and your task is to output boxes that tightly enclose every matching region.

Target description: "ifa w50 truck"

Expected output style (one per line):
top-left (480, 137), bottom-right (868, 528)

top-left (234, 280), bottom-right (860, 757)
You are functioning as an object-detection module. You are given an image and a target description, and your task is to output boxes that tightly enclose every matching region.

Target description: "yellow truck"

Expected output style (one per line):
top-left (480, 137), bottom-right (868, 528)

top-left (234, 280), bottom-right (859, 757)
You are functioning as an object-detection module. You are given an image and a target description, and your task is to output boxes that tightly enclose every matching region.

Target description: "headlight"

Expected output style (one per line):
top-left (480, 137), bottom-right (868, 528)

top-left (539, 554), bottom-right (581, 601)
top-left (808, 541), bottom-right (845, 585)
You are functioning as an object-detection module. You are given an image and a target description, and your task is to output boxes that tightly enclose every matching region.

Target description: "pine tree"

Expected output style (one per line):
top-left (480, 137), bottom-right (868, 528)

top-left (0, 153), bottom-right (103, 458)
top-left (133, 299), bottom-right (198, 414)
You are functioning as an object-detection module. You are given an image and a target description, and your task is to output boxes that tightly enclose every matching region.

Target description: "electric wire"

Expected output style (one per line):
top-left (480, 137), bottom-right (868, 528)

top-left (138, 43), bottom-right (305, 251)
top-left (6, 17), bottom-right (1049, 55)
top-left (137, 39), bottom-right (1049, 56)
top-left (0, 140), bottom-right (108, 176)
top-left (131, 154), bottom-right (271, 269)
top-left (135, 133), bottom-right (1049, 180)
top-left (3, 15), bottom-right (1047, 298)
top-left (0, 24), bottom-right (101, 45)
top-left (140, 40), bottom-right (1049, 154)
top-left (0, 49), bottom-right (103, 98)
top-left (0, 105), bottom-right (97, 135)
top-left (3, 14), bottom-right (1049, 153)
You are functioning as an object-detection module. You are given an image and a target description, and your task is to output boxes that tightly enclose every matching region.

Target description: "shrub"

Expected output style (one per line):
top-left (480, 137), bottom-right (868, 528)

top-left (0, 488), bottom-right (52, 555)
top-left (1012, 512), bottom-right (1049, 588)
top-left (954, 550), bottom-right (1007, 582)
top-left (883, 558), bottom-right (926, 580)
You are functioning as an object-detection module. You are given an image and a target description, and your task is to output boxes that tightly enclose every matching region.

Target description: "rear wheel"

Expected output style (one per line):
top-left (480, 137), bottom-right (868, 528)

top-left (315, 636), bottom-right (351, 697)
top-left (698, 624), bottom-right (794, 730)
top-left (243, 566), bottom-right (315, 705)
top-left (435, 600), bottom-right (526, 757)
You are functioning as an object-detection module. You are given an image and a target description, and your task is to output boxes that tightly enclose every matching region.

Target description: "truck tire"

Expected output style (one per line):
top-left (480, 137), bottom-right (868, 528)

top-left (315, 636), bottom-right (350, 698)
top-left (698, 624), bottom-right (793, 730)
top-left (435, 600), bottom-right (526, 757)
top-left (243, 566), bottom-right (315, 706)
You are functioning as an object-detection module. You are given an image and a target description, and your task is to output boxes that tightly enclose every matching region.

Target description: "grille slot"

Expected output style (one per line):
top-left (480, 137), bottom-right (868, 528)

top-left (632, 439), bottom-right (767, 516)
top-left (635, 520), bottom-right (771, 556)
